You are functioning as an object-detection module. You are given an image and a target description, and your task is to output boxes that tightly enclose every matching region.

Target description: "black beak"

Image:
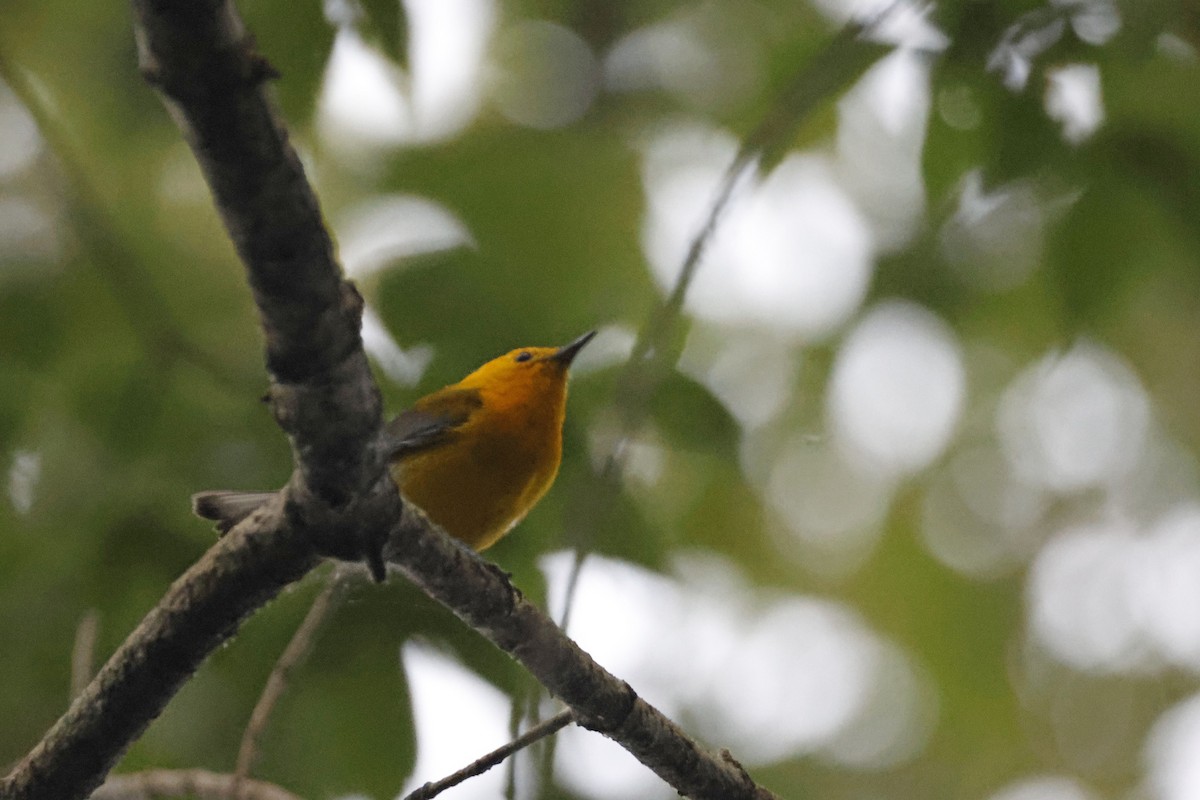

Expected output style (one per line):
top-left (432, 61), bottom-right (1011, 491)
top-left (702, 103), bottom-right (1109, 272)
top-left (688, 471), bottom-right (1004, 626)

top-left (551, 330), bottom-right (596, 366)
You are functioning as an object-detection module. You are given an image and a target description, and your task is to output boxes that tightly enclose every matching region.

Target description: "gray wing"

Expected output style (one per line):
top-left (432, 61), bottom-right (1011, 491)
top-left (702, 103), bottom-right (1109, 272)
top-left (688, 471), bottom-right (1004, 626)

top-left (379, 386), bottom-right (483, 461)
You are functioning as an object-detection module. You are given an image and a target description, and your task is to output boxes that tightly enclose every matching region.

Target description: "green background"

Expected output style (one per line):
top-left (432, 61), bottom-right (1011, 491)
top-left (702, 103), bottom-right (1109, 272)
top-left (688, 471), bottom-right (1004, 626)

top-left (2, 1), bottom-right (1200, 798)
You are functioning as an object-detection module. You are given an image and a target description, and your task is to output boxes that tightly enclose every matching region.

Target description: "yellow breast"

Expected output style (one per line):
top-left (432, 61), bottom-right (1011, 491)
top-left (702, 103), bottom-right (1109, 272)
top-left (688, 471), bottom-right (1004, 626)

top-left (392, 376), bottom-right (567, 550)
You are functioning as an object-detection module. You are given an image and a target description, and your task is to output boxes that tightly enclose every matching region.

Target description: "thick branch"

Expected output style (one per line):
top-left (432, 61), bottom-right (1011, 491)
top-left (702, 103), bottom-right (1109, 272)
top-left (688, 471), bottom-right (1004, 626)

top-left (1, 1), bottom-right (788, 798)
top-left (385, 510), bottom-right (780, 800)
top-left (1, 503), bottom-right (320, 800)
top-left (131, 0), bottom-right (384, 516)
top-left (4, 1), bottom-right (389, 794)
top-left (91, 768), bottom-right (304, 800)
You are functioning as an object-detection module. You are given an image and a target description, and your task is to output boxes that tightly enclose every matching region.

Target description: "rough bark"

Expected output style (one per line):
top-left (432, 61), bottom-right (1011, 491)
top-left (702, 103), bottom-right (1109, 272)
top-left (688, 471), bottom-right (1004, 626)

top-left (0, 2), bottom-right (783, 799)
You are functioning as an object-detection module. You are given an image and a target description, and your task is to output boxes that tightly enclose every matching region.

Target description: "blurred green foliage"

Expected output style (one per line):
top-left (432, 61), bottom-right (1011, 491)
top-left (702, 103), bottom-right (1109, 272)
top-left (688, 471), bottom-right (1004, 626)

top-left (3, 1), bottom-right (1200, 799)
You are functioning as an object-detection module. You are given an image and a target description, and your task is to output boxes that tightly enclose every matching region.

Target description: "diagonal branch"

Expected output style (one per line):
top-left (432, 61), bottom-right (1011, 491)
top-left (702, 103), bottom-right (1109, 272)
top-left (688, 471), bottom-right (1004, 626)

top-left (232, 567), bottom-right (350, 797)
top-left (556, 3), bottom-right (894, 632)
top-left (1, 1), bottom-right (790, 799)
top-left (132, 0), bottom-right (389, 533)
top-left (403, 709), bottom-right (576, 800)
top-left (1, 504), bottom-right (320, 800)
top-left (383, 508), bottom-right (779, 800)
top-left (90, 768), bottom-right (304, 800)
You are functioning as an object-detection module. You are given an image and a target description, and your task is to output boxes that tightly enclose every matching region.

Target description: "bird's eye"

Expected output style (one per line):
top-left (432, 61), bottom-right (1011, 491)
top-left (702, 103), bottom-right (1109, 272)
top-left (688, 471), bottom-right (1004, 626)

top-left (515, 351), bottom-right (533, 363)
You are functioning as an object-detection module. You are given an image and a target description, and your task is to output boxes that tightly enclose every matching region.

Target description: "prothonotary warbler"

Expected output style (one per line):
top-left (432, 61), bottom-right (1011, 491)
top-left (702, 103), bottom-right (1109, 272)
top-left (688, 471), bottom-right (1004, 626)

top-left (193, 330), bottom-right (595, 553)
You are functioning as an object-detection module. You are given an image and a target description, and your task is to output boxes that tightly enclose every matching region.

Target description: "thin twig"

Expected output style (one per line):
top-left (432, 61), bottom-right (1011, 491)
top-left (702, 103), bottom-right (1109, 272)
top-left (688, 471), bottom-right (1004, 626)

top-left (2, 505), bottom-right (322, 800)
top-left (557, 139), bottom-right (750, 635)
top-left (402, 710), bottom-right (576, 800)
top-left (231, 567), bottom-right (349, 799)
top-left (69, 610), bottom-right (100, 701)
top-left (502, 684), bottom-right (525, 800)
top-left (546, 9), bottom-right (897, 783)
top-left (385, 507), bottom-right (782, 800)
top-left (557, 0), bottom-right (898, 633)
top-left (90, 768), bottom-right (303, 800)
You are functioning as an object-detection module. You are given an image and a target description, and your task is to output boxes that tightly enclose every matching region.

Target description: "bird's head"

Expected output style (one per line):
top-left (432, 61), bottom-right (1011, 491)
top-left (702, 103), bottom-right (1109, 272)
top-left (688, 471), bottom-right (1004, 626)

top-left (457, 331), bottom-right (596, 402)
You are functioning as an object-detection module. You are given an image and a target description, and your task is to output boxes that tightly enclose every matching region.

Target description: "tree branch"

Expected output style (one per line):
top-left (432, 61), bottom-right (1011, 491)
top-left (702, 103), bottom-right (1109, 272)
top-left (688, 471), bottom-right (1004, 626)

top-left (1, 505), bottom-right (320, 800)
top-left (90, 768), bottom-right (304, 800)
top-left (556, 7), bottom-right (893, 630)
top-left (403, 709), bottom-right (575, 800)
top-left (232, 568), bottom-right (348, 797)
top-left (131, 0), bottom-right (393, 551)
top-left (1, 1), bottom-right (787, 798)
top-left (383, 509), bottom-right (780, 800)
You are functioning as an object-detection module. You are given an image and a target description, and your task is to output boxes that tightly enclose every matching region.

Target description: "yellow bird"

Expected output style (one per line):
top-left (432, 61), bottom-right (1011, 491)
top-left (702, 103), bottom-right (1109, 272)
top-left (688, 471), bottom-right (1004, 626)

top-left (194, 331), bottom-right (594, 553)
top-left (385, 331), bottom-right (594, 549)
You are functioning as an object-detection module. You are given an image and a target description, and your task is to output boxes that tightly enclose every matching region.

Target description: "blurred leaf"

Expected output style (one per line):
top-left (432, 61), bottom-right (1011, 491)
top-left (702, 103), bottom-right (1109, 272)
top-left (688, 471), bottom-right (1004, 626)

top-left (1045, 168), bottom-right (1154, 326)
top-left (746, 23), bottom-right (891, 172)
top-left (241, 0), bottom-right (336, 120)
top-left (650, 371), bottom-right (739, 458)
top-left (926, 61), bottom-right (1067, 192)
top-left (558, 367), bottom-right (673, 571)
top-left (357, 0), bottom-right (408, 67)
top-left (0, 280), bottom-right (65, 371)
top-left (583, 476), bottom-right (665, 570)
top-left (1106, 130), bottom-right (1200, 241)
top-left (258, 581), bottom-right (416, 797)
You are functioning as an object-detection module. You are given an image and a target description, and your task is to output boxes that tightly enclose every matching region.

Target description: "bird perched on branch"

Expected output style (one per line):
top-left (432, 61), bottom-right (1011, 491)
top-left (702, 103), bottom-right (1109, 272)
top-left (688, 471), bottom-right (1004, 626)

top-left (193, 331), bottom-right (595, 560)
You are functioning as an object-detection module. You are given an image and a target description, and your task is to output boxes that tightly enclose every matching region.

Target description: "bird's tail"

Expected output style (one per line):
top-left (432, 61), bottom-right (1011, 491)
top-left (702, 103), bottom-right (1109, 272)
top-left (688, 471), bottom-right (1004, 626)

top-left (191, 490), bottom-right (277, 534)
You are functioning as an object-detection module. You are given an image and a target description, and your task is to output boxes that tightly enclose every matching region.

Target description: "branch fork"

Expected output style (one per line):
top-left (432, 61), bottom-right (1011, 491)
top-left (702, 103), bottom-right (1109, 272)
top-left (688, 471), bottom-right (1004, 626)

top-left (0, 0), bottom-right (803, 797)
